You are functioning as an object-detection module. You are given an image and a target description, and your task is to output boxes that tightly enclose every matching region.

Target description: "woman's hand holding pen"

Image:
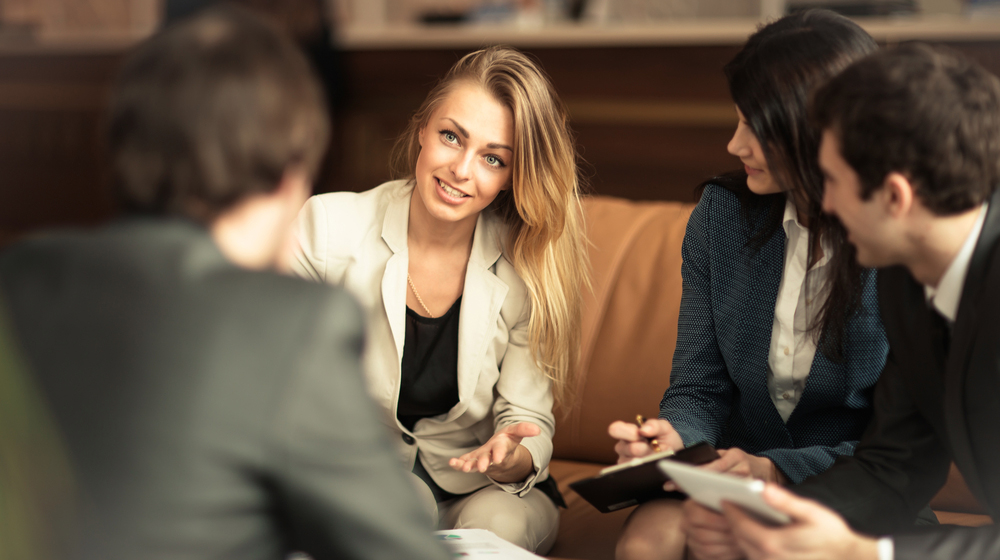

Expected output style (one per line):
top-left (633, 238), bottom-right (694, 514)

top-left (608, 416), bottom-right (684, 464)
top-left (448, 422), bottom-right (539, 484)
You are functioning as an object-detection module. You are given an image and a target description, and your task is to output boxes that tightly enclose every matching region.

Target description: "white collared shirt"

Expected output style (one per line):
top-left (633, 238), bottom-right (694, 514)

top-left (924, 203), bottom-right (989, 323)
top-left (767, 197), bottom-right (833, 423)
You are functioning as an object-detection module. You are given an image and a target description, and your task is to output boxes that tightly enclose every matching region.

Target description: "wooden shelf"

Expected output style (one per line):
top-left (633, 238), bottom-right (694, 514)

top-left (0, 26), bottom-right (153, 55)
top-left (2, 13), bottom-right (1000, 54)
top-left (337, 14), bottom-right (1000, 50)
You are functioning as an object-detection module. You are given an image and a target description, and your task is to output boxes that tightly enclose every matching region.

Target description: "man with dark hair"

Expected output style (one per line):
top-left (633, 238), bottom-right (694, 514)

top-left (0, 7), bottom-right (448, 560)
top-left (680, 44), bottom-right (1000, 560)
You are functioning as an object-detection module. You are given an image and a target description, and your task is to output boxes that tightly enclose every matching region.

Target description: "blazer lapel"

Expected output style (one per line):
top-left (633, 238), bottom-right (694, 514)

top-left (452, 213), bottom-right (508, 415)
top-left (900, 275), bottom-right (949, 377)
top-left (380, 187), bottom-right (411, 366)
top-left (943, 190), bottom-right (1000, 501)
top-left (735, 226), bottom-right (788, 426)
top-left (894, 275), bottom-right (950, 428)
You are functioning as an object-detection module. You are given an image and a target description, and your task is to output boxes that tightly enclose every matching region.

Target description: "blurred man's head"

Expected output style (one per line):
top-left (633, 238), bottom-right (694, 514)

top-left (108, 6), bottom-right (328, 226)
top-left (814, 44), bottom-right (1000, 269)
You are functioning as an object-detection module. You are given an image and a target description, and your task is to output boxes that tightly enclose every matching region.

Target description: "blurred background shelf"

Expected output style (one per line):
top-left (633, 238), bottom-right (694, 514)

top-left (337, 15), bottom-right (1000, 50)
top-left (1, 1), bottom-right (998, 243)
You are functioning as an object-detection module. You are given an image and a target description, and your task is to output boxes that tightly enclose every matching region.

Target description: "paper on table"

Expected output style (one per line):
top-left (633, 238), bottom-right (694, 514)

top-left (433, 528), bottom-right (545, 559)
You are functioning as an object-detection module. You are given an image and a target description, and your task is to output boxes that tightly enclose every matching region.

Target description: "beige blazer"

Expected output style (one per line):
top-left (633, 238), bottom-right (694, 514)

top-left (292, 180), bottom-right (554, 496)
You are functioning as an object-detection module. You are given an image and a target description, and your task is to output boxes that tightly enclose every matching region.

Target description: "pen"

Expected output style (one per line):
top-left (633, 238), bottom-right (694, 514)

top-left (635, 414), bottom-right (662, 452)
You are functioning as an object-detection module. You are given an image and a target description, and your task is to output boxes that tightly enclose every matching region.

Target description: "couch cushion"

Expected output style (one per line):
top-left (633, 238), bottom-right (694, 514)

top-left (931, 463), bottom-right (990, 516)
top-left (554, 196), bottom-right (695, 465)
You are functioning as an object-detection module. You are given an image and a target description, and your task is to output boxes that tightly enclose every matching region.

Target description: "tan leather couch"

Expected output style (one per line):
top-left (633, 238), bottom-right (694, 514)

top-left (544, 196), bottom-right (992, 560)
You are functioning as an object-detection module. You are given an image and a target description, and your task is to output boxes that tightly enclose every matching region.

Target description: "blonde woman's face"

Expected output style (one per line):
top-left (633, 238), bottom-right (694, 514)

top-left (728, 106), bottom-right (781, 195)
top-left (413, 83), bottom-right (514, 228)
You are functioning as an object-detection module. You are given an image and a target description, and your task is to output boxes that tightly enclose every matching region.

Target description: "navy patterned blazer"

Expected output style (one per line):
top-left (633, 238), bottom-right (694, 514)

top-left (659, 183), bottom-right (889, 484)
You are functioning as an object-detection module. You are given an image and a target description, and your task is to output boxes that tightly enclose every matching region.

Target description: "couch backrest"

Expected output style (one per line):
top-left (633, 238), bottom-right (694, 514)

top-left (553, 196), bottom-right (696, 464)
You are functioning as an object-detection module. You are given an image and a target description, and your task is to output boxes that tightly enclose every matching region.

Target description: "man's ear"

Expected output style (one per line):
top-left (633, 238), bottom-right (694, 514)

top-left (882, 172), bottom-right (915, 219)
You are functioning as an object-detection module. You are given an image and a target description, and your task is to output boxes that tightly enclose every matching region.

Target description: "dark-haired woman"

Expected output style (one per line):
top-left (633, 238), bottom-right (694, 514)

top-left (609, 11), bottom-right (889, 560)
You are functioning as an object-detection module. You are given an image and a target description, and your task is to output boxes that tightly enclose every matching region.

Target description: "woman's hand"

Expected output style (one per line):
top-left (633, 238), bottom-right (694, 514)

top-left (608, 417), bottom-right (685, 464)
top-left (701, 448), bottom-right (788, 484)
top-left (448, 422), bottom-right (539, 484)
top-left (664, 448), bottom-right (786, 492)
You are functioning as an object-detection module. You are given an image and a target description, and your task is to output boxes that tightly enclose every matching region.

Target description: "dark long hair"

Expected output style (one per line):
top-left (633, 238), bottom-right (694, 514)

top-left (707, 10), bottom-right (878, 361)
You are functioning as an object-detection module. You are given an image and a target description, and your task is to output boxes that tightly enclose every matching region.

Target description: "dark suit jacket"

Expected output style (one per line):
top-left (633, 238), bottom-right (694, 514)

top-left (662, 184), bottom-right (888, 484)
top-left (795, 189), bottom-right (1000, 559)
top-left (0, 219), bottom-right (449, 560)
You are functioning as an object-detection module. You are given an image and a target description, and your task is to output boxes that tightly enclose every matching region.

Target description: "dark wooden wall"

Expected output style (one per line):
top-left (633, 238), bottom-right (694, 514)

top-left (2, 41), bottom-right (999, 243)
top-left (0, 52), bottom-right (120, 244)
top-left (331, 45), bottom-right (742, 202)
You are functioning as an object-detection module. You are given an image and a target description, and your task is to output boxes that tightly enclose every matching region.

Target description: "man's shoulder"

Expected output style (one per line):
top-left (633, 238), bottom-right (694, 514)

top-left (1, 219), bottom-right (222, 275)
top-left (0, 220), bottom-right (360, 347)
top-left (206, 263), bottom-right (359, 322)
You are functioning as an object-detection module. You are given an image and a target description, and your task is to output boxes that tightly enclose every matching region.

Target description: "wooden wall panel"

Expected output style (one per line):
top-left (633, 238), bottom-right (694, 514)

top-left (0, 53), bottom-right (122, 244)
top-left (325, 45), bottom-right (743, 200)
top-left (0, 40), bottom-right (998, 242)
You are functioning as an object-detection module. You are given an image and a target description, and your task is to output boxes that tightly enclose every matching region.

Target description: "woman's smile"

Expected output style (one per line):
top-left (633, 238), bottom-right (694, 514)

top-left (436, 177), bottom-right (470, 202)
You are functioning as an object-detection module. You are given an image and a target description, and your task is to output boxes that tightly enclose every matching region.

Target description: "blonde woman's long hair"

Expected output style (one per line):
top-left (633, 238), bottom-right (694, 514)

top-left (391, 45), bottom-right (588, 408)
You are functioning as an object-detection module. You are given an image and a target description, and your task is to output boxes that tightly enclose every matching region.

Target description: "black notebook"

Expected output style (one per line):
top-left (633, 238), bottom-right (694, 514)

top-left (568, 442), bottom-right (720, 513)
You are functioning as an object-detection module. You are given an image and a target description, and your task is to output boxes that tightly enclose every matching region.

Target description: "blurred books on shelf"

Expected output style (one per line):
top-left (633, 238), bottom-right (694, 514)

top-left (966, 0), bottom-right (1000, 17)
top-left (786, 0), bottom-right (917, 16)
top-left (0, 0), bottom-right (159, 46)
top-left (332, 0), bottom-right (769, 27)
top-left (582, 0), bottom-right (764, 22)
top-left (329, 0), bottom-right (1000, 36)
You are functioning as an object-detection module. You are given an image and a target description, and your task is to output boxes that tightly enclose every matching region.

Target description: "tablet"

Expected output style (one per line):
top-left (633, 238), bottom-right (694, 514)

top-left (656, 460), bottom-right (791, 525)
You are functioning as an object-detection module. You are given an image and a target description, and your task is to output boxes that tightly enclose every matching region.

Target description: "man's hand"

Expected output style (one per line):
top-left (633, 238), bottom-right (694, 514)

top-left (448, 422), bottom-right (538, 483)
top-left (681, 499), bottom-right (745, 560)
top-left (608, 417), bottom-right (684, 464)
top-left (724, 483), bottom-right (879, 560)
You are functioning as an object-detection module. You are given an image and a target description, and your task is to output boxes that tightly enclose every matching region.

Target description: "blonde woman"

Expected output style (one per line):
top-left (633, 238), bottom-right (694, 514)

top-left (292, 46), bottom-right (587, 554)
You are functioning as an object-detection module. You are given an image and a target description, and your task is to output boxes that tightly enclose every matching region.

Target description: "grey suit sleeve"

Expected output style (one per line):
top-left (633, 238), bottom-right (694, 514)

top-left (267, 289), bottom-right (450, 560)
top-left (793, 353), bottom-right (952, 535)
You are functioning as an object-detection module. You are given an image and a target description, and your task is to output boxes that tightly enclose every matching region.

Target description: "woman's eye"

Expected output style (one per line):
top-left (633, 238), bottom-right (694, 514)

top-left (442, 131), bottom-right (458, 143)
top-left (485, 155), bottom-right (504, 167)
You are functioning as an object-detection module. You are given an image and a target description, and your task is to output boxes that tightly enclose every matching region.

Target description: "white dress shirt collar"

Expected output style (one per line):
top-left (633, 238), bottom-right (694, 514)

top-left (924, 203), bottom-right (989, 323)
top-left (782, 197), bottom-right (831, 269)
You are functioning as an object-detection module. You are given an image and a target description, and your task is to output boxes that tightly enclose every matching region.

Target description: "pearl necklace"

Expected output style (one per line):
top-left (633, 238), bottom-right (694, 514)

top-left (406, 273), bottom-right (434, 318)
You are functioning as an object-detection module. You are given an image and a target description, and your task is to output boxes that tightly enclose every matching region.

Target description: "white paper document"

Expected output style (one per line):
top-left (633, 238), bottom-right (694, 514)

top-left (433, 529), bottom-right (545, 559)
